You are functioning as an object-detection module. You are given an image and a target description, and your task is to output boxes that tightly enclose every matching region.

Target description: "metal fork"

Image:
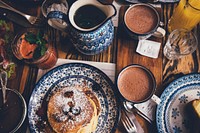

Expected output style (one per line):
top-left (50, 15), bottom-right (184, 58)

top-left (0, 0), bottom-right (44, 26)
top-left (121, 110), bottom-right (137, 133)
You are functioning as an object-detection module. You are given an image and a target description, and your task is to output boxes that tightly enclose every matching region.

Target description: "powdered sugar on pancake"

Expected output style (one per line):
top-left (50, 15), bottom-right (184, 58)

top-left (47, 86), bottom-right (95, 132)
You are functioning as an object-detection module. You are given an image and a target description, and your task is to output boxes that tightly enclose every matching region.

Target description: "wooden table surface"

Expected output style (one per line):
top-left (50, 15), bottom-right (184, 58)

top-left (1, 0), bottom-right (200, 133)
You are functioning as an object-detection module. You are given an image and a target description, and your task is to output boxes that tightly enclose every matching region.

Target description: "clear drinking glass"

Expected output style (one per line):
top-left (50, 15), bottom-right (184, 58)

top-left (168, 0), bottom-right (200, 32)
top-left (11, 28), bottom-right (58, 69)
top-left (163, 29), bottom-right (198, 60)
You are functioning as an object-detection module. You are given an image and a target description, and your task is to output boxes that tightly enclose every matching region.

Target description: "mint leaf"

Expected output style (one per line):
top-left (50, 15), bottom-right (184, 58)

top-left (24, 30), bottom-right (48, 59)
top-left (25, 32), bottom-right (37, 44)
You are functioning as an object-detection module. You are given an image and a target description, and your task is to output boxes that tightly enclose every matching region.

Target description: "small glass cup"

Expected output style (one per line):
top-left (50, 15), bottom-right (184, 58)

top-left (163, 29), bottom-right (198, 60)
top-left (11, 28), bottom-right (58, 69)
top-left (41, 0), bottom-right (68, 31)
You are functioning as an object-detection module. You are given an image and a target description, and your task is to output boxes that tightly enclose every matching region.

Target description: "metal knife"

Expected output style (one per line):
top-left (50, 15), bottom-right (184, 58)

top-left (0, 8), bottom-right (33, 27)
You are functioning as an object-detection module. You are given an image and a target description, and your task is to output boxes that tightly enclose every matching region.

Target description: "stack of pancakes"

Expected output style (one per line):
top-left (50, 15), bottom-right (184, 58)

top-left (47, 86), bottom-right (101, 133)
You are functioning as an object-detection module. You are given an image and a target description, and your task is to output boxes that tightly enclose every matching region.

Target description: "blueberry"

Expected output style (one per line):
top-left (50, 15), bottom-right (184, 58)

top-left (71, 107), bottom-right (81, 115)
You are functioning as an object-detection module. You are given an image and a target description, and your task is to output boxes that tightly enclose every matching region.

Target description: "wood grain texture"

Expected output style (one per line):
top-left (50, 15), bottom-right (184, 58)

top-left (4, 1), bottom-right (200, 133)
top-left (58, 30), bottom-right (117, 63)
top-left (117, 5), bottom-right (163, 93)
top-left (116, 5), bottom-right (164, 133)
top-left (162, 3), bottom-right (200, 91)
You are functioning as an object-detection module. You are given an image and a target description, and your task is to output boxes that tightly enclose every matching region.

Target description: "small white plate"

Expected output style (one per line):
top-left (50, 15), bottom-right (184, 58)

top-left (136, 40), bottom-right (161, 58)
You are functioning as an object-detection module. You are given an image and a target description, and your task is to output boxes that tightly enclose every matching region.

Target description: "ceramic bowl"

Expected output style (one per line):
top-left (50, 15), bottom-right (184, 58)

top-left (0, 88), bottom-right (27, 133)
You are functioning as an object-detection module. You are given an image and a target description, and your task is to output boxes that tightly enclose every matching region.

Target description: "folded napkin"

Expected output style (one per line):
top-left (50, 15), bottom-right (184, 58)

top-left (37, 58), bottom-right (116, 83)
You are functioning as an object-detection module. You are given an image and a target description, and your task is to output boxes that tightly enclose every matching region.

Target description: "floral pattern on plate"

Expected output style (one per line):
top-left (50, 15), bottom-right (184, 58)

top-left (156, 73), bottom-right (200, 133)
top-left (28, 63), bottom-right (120, 133)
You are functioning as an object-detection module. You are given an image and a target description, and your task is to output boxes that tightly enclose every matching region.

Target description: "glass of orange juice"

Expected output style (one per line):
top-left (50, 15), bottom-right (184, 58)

top-left (168, 0), bottom-right (200, 32)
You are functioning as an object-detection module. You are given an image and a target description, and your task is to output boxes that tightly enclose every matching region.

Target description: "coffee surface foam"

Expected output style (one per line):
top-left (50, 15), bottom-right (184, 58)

top-left (118, 67), bottom-right (153, 102)
top-left (125, 5), bottom-right (158, 34)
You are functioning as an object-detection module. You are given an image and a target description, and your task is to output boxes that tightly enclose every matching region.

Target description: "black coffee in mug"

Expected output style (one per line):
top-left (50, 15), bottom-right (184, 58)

top-left (74, 5), bottom-right (107, 29)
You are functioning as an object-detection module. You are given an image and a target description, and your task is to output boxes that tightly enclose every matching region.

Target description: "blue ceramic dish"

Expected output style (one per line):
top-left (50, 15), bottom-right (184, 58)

top-left (28, 63), bottom-right (120, 133)
top-left (156, 73), bottom-right (200, 133)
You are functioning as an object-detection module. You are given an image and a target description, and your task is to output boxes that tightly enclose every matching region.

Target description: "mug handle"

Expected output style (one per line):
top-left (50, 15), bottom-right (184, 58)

top-left (133, 94), bottom-right (161, 123)
top-left (138, 27), bottom-right (166, 40)
top-left (153, 27), bottom-right (166, 38)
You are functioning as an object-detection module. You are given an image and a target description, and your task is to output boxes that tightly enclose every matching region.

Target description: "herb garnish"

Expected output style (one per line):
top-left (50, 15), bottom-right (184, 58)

top-left (24, 30), bottom-right (47, 59)
top-left (0, 19), bottom-right (16, 79)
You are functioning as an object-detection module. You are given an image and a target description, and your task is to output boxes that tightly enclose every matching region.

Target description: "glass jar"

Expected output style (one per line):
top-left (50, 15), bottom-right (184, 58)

top-left (11, 28), bottom-right (57, 69)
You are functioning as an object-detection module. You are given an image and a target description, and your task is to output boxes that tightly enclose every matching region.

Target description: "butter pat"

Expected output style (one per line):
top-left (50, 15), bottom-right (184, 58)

top-left (136, 40), bottom-right (161, 58)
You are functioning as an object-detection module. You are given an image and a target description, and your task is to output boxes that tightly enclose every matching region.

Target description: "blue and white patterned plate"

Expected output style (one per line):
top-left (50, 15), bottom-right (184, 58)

top-left (28, 63), bottom-right (120, 133)
top-left (156, 73), bottom-right (200, 133)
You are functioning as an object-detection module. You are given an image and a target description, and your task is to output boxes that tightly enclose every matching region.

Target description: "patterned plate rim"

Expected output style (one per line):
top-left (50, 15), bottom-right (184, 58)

top-left (156, 73), bottom-right (200, 133)
top-left (28, 62), bottom-right (121, 133)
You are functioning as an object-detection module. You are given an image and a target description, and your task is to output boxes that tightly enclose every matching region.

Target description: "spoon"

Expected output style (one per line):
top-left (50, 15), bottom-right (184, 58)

top-left (123, 101), bottom-right (134, 113)
top-left (0, 71), bottom-right (7, 104)
top-left (123, 101), bottom-right (152, 123)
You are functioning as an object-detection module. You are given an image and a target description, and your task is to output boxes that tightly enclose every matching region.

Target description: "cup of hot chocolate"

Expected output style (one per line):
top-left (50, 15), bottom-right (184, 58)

top-left (117, 64), bottom-right (161, 122)
top-left (117, 64), bottom-right (157, 103)
top-left (123, 3), bottom-right (166, 40)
